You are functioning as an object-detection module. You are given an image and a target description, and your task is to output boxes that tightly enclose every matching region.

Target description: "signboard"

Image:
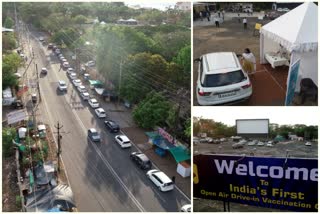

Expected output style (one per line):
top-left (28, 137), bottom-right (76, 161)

top-left (194, 154), bottom-right (318, 212)
top-left (7, 109), bottom-right (28, 124)
top-left (158, 128), bottom-right (176, 145)
top-left (285, 59), bottom-right (300, 106)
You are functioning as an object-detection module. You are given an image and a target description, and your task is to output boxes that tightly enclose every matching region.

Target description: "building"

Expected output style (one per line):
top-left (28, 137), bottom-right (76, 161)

top-left (175, 2), bottom-right (191, 11)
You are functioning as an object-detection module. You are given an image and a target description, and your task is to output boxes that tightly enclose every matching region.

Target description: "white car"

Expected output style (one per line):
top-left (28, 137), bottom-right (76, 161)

top-left (67, 68), bottom-right (74, 75)
top-left (247, 141), bottom-right (256, 146)
top-left (195, 52), bottom-right (252, 105)
top-left (58, 80), bottom-right (67, 91)
top-left (181, 204), bottom-right (192, 212)
top-left (88, 98), bottom-right (99, 108)
top-left (77, 85), bottom-right (87, 93)
top-left (257, 141), bottom-right (264, 146)
top-left (305, 142), bottom-right (312, 146)
top-left (266, 141), bottom-right (273, 147)
top-left (41, 67), bottom-right (48, 75)
top-left (95, 108), bottom-right (106, 118)
top-left (80, 92), bottom-right (90, 100)
top-left (277, 8), bottom-right (284, 12)
top-left (39, 37), bottom-right (44, 42)
top-left (85, 60), bottom-right (95, 67)
top-left (69, 72), bottom-right (77, 80)
top-left (146, 169), bottom-right (174, 192)
top-left (115, 134), bottom-right (132, 148)
top-left (63, 62), bottom-right (70, 69)
top-left (72, 79), bottom-right (82, 87)
top-left (282, 8), bottom-right (290, 12)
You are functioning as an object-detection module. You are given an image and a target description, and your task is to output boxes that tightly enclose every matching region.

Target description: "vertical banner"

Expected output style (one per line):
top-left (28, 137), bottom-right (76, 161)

top-left (285, 59), bottom-right (300, 106)
top-left (193, 154), bottom-right (318, 212)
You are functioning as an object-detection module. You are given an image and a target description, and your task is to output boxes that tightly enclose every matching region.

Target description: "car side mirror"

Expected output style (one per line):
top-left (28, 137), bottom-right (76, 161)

top-left (194, 58), bottom-right (202, 63)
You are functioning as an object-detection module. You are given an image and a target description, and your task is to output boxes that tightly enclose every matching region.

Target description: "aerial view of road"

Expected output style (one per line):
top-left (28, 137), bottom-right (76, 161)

top-left (2, 2), bottom-right (191, 212)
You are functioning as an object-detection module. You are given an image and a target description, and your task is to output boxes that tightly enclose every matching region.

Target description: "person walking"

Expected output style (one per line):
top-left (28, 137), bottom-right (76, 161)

top-left (222, 10), bottom-right (225, 21)
top-left (243, 17), bottom-right (247, 29)
top-left (238, 13), bottom-right (241, 23)
top-left (199, 11), bottom-right (203, 21)
top-left (206, 11), bottom-right (211, 21)
top-left (242, 48), bottom-right (256, 75)
top-left (172, 176), bottom-right (176, 184)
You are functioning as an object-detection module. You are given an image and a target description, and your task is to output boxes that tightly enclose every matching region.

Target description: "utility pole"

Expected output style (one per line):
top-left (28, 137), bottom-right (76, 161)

top-left (54, 122), bottom-right (63, 172)
top-left (35, 64), bottom-right (41, 102)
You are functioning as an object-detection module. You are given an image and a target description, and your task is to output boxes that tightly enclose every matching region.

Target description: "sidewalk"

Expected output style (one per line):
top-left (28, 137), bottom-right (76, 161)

top-left (78, 71), bottom-right (191, 198)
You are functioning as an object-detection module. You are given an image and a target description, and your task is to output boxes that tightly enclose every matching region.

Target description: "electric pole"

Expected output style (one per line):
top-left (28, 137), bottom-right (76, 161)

top-left (54, 122), bottom-right (63, 172)
top-left (35, 64), bottom-right (41, 102)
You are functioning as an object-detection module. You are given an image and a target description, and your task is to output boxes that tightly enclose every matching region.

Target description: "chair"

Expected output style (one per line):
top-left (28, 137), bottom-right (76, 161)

top-left (300, 78), bottom-right (318, 104)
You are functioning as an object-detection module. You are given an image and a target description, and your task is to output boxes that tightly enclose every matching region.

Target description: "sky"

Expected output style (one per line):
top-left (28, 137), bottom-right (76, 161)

top-left (126, 2), bottom-right (175, 11)
top-left (193, 107), bottom-right (318, 126)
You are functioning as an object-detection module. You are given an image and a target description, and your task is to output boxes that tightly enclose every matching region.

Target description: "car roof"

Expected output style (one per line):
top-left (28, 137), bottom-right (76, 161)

top-left (97, 108), bottom-right (104, 111)
top-left (74, 79), bottom-right (81, 82)
top-left (153, 171), bottom-right (171, 183)
top-left (79, 85), bottom-right (85, 88)
top-left (59, 80), bottom-right (66, 84)
top-left (203, 52), bottom-right (241, 74)
top-left (89, 128), bottom-right (97, 132)
top-left (136, 153), bottom-right (149, 162)
top-left (90, 98), bottom-right (97, 102)
top-left (82, 92), bottom-right (89, 96)
top-left (118, 135), bottom-right (130, 141)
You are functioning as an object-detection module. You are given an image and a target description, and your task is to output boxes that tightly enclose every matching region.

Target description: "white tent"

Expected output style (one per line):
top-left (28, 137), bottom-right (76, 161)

top-left (260, 2), bottom-right (318, 92)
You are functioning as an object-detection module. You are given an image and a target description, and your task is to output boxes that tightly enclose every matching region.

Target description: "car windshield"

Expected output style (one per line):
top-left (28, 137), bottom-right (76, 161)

top-left (92, 132), bottom-right (99, 137)
top-left (203, 70), bottom-right (246, 87)
top-left (164, 182), bottom-right (173, 187)
top-left (60, 82), bottom-right (66, 86)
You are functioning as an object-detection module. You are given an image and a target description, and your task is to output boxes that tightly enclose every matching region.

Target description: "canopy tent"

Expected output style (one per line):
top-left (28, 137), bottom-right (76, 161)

top-left (260, 2), bottom-right (318, 92)
top-left (168, 146), bottom-right (190, 163)
top-left (145, 132), bottom-right (175, 150)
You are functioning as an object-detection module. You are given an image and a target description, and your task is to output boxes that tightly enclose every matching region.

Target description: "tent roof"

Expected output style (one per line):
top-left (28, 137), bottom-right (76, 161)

top-left (261, 2), bottom-right (318, 53)
top-left (169, 146), bottom-right (190, 163)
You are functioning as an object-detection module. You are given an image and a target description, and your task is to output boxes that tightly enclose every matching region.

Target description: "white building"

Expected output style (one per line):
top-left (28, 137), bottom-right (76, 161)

top-left (175, 2), bottom-right (191, 11)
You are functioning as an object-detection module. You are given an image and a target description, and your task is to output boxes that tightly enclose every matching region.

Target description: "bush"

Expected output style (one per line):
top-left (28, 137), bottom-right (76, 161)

top-left (2, 128), bottom-right (17, 157)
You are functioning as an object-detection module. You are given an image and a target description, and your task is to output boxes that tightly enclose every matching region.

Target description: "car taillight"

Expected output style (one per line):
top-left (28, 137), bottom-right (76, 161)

top-left (198, 89), bottom-right (211, 96)
top-left (242, 82), bottom-right (251, 89)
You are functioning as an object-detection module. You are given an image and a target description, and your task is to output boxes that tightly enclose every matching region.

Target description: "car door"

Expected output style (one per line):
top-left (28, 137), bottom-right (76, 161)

top-left (151, 174), bottom-right (160, 187)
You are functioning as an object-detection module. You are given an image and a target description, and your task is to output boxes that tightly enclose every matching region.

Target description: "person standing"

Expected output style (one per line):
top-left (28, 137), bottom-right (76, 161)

top-left (199, 11), bottom-right (203, 21)
top-left (238, 13), bottom-right (241, 23)
top-left (206, 11), bottom-right (211, 21)
top-left (242, 48), bottom-right (256, 74)
top-left (214, 16), bottom-right (220, 27)
top-left (222, 10), bottom-right (225, 21)
top-left (243, 17), bottom-right (247, 29)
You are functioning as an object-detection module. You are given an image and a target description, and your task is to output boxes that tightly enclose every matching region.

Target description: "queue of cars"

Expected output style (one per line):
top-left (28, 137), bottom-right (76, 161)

top-left (49, 43), bottom-right (177, 196)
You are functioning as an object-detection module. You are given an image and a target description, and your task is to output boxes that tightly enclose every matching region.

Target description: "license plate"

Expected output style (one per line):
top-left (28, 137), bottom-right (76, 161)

top-left (218, 91), bottom-right (236, 98)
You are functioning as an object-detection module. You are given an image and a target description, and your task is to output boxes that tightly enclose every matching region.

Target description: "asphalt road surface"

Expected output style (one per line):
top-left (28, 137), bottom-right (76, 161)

top-left (22, 24), bottom-right (190, 212)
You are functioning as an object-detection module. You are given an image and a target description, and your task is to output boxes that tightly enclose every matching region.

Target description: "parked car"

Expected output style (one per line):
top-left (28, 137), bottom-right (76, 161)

top-left (72, 79), bottom-right (82, 87)
top-left (266, 141), bottom-right (273, 147)
top-left (80, 92), bottom-right (90, 100)
top-left (104, 120), bottom-right (120, 133)
top-left (146, 169), bottom-right (174, 192)
top-left (61, 58), bottom-right (68, 63)
top-left (232, 142), bottom-right (244, 149)
top-left (77, 85), bottom-right (87, 93)
top-left (180, 204), bottom-right (192, 212)
top-left (130, 152), bottom-right (152, 170)
top-left (195, 52), bottom-right (252, 105)
top-left (39, 37), bottom-right (44, 42)
top-left (257, 141), bottom-right (264, 146)
top-left (87, 128), bottom-right (101, 142)
top-left (52, 45), bottom-right (57, 51)
top-left (95, 108), bottom-right (106, 118)
top-left (55, 48), bottom-right (61, 55)
top-left (84, 73), bottom-right (90, 81)
top-left (58, 80), bottom-right (67, 91)
top-left (305, 142), bottom-right (312, 146)
top-left (69, 72), bottom-right (77, 80)
top-left (48, 43), bottom-right (53, 49)
top-left (85, 60), bottom-right (95, 67)
top-left (67, 68), bottom-right (74, 75)
top-left (41, 67), bottom-right (48, 75)
top-left (62, 62), bottom-right (70, 69)
top-left (88, 98), bottom-right (99, 108)
top-left (115, 134), bottom-right (132, 148)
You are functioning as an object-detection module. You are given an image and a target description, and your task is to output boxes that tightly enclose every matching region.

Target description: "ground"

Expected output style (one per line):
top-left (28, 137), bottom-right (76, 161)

top-left (193, 13), bottom-right (317, 106)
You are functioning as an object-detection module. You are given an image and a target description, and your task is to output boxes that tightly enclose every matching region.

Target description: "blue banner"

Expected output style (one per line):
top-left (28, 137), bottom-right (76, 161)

top-left (194, 154), bottom-right (318, 211)
top-left (285, 59), bottom-right (300, 106)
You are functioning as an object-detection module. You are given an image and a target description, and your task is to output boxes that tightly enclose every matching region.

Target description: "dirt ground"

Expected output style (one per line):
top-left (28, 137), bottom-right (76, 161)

top-left (193, 16), bottom-right (316, 106)
top-left (193, 139), bottom-right (318, 212)
top-left (2, 156), bottom-right (21, 212)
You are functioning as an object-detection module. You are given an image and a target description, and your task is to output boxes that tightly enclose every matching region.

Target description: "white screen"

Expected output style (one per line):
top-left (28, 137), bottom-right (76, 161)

top-left (236, 119), bottom-right (269, 134)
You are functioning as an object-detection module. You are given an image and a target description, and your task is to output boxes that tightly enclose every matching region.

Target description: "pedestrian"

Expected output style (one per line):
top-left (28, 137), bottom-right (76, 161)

top-left (214, 16), bottom-right (220, 27)
top-left (206, 11), bottom-right (210, 21)
top-left (199, 11), bottom-right (203, 21)
top-left (238, 13), bottom-right (241, 23)
top-left (172, 176), bottom-right (176, 184)
top-left (218, 11), bottom-right (221, 17)
top-left (242, 48), bottom-right (256, 75)
top-left (222, 10), bottom-right (225, 21)
top-left (243, 17), bottom-right (247, 29)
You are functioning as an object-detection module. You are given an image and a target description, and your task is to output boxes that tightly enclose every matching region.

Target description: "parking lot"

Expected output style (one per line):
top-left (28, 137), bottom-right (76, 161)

top-left (193, 13), bottom-right (315, 106)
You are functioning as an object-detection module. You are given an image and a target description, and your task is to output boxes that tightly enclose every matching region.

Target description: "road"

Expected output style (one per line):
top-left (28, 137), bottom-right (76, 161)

top-left (21, 24), bottom-right (190, 212)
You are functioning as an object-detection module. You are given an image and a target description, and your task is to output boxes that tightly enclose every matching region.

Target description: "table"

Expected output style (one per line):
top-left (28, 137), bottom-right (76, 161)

top-left (265, 52), bottom-right (289, 69)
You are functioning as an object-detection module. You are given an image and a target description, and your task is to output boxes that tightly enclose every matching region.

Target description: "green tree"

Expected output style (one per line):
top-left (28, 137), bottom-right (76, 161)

top-left (2, 63), bottom-right (19, 89)
top-left (73, 14), bottom-right (87, 26)
top-left (3, 53), bottom-right (23, 72)
top-left (184, 118), bottom-right (191, 138)
top-left (2, 127), bottom-right (17, 157)
top-left (4, 17), bottom-right (14, 28)
top-left (133, 92), bottom-right (171, 129)
top-left (2, 32), bottom-right (17, 50)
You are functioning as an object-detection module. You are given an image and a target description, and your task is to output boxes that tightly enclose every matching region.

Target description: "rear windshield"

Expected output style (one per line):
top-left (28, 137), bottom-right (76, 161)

top-left (164, 182), bottom-right (173, 187)
top-left (203, 70), bottom-right (246, 87)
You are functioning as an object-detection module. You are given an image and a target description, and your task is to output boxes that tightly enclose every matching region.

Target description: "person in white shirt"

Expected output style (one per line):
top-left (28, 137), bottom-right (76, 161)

top-left (242, 48), bottom-right (256, 74)
top-left (243, 18), bottom-right (247, 29)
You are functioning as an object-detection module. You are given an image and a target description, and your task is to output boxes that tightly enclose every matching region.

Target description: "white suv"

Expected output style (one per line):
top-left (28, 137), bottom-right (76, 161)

top-left (147, 169), bottom-right (174, 192)
top-left (196, 52), bottom-right (252, 105)
top-left (115, 135), bottom-right (132, 148)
